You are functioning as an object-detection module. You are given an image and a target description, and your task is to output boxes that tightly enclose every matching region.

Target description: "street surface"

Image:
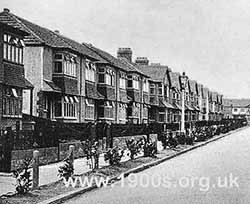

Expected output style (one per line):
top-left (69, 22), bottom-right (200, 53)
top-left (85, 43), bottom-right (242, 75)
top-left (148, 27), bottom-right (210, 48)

top-left (64, 127), bottom-right (250, 204)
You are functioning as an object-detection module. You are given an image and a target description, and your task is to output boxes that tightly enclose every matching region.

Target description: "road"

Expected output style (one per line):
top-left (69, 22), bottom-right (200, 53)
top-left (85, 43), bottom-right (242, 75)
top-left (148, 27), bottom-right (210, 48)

top-left (64, 127), bottom-right (250, 204)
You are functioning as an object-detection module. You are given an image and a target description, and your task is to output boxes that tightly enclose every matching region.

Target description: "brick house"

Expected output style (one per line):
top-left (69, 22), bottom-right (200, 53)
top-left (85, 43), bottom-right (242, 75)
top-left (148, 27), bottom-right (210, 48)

top-left (168, 71), bottom-right (182, 123)
top-left (135, 58), bottom-right (174, 123)
top-left (188, 80), bottom-right (200, 121)
top-left (116, 48), bottom-right (150, 124)
top-left (197, 83), bottom-right (205, 120)
top-left (0, 9), bottom-right (111, 123)
top-left (222, 99), bottom-right (250, 120)
top-left (0, 9), bottom-right (33, 130)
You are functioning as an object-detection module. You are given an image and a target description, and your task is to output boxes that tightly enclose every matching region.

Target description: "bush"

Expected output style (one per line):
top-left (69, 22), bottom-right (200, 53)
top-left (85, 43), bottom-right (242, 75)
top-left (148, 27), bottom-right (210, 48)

top-left (142, 137), bottom-right (157, 158)
top-left (58, 157), bottom-right (74, 181)
top-left (81, 140), bottom-right (100, 170)
top-left (104, 147), bottom-right (124, 165)
top-left (126, 137), bottom-right (144, 159)
top-left (176, 132), bottom-right (186, 145)
top-left (12, 158), bottom-right (33, 194)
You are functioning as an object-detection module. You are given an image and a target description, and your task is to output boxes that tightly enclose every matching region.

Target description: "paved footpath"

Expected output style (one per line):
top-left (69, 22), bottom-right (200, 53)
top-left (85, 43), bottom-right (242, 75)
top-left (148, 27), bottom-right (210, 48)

top-left (64, 127), bottom-right (250, 204)
top-left (0, 148), bottom-right (144, 196)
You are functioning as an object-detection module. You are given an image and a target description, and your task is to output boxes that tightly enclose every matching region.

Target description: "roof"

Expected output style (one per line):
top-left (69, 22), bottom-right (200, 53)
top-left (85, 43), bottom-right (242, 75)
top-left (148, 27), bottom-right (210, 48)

top-left (43, 80), bottom-right (61, 92)
top-left (169, 72), bottom-right (181, 90)
top-left (136, 64), bottom-right (170, 83)
top-left (223, 99), bottom-right (250, 107)
top-left (0, 10), bottom-right (104, 61)
top-left (189, 80), bottom-right (197, 94)
top-left (159, 98), bottom-right (175, 109)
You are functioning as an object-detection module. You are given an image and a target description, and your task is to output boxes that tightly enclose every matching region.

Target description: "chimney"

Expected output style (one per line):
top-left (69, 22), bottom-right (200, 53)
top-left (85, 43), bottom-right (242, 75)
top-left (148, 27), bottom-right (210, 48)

top-left (135, 57), bottom-right (149, 65)
top-left (3, 8), bottom-right (10, 13)
top-left (117, 48), bottom-right (132, 62)
top-left (54, 30), bottom-right (60, 34)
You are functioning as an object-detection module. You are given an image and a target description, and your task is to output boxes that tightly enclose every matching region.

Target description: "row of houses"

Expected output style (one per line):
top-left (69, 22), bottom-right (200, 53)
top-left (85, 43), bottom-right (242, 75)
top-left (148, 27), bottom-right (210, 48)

top-left (0, 8), bottom-right (223, 130)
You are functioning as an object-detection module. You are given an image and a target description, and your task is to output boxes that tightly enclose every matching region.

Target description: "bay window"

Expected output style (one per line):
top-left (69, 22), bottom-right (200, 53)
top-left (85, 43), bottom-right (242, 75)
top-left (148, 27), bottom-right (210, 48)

top-left (54, 53), bottom-right (77, 77)
top-left (85, 60), bottom-right (96, 82)
top-left (143, 79), bottom-right (149, 92)
top-left (55, 95), bottom-right (78, 118)
top-left (3, 33), bottom-right (24, 64)
top-left (98, 101), bottom-right (114, 119)
top-left (119, 72), bottom-right (126, 89)
top-left (98, 67), bottom-right (115, 86)
top-left (158, 83), bottom-right (163, 95)
top-left (127, 75), bottom-right (139, 90)
top-left (85, 98), bottom-right (95, 119)
top-left (2, 86), bottom-right (22, 117)
top-left (150, 84), bottom-right (155, 95)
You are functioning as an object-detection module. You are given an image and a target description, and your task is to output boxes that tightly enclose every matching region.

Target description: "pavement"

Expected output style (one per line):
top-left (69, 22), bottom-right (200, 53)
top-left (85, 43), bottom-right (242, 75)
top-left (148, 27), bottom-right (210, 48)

top-left (63, 126), bottom-right (250, 204)
top-left (0, 148), bottom-right (141, 196)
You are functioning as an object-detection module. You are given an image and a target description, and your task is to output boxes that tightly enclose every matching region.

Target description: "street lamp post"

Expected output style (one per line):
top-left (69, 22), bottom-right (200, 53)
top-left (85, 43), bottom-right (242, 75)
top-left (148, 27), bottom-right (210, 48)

top-left (180, 72), bottom-right (188, 133)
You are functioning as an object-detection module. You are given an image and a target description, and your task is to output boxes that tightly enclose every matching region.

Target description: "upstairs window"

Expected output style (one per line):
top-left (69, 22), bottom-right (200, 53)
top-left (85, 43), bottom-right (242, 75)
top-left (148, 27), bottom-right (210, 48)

top-left (119, 72), bottom-right (126, 89)
top-left (98, 67), bottom-right (115, 86)
top-left (127, 75), bottom-right (139, 90)
top-left (85, 60), bottom-right (96, 82)
top-left (150, 84), bottom-right (155, 95)
top-left (143, 79), bottom-right (149, 92)
top-left (158, 83), bottom-right (163, 95)
top-left (54, 53), bottom-right (77, 77)
top-left (3, 33), bottom-right (24, 64)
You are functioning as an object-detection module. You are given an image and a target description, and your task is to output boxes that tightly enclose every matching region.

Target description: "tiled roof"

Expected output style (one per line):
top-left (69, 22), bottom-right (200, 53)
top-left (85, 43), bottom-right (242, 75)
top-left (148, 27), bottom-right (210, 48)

top-left (0, 10), bottom-right (105, 61)
top-left (136, 64), bottom-right (170, 83)
top-left (85, 44), bottom-right (148, 76)
top-left (223, 99), bottom-right (250, 107)
top-left (169, 72), bottom-right (181, 90)
top-left (43, 80), bottom-right (61, 92)
top-left (189, 80), bottom-right (197, 94)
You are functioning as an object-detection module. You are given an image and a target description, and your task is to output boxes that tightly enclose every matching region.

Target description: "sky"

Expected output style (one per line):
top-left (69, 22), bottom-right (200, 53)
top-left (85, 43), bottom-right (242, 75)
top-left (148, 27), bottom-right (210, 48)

top-left (1, 0), bottom-right (250, 98)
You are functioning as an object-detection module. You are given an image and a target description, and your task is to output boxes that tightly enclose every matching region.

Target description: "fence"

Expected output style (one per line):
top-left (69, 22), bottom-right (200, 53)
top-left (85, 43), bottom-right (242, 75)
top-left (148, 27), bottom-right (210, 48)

top-left (0, 117), bottom-right (247, 151)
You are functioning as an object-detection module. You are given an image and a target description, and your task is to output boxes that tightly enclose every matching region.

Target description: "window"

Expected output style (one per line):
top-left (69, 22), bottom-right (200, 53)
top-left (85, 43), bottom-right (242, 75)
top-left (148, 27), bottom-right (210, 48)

top-left (158, 83), bottom-right (163, 95)
top-left (85, 60), bottom-right (96, 82)
top-left (127, 75), bottom-right (139, 90)
top-left (127, 75), bottom-right (133, 88)
top-left (55, 95), bottom-right (78, 118)
top-left (165, 85), bottom-right (169, 98)
top-left (119, 72), bottom-right (126, 89)
top-left (54, 53), bottom-right (77, 77)
top-left (150, 84), bottom-right (155, 95)
top-left (98, 67), bottom-right (105, 83)
top-left (85, 98), bottom-right (95, 119)
top-left (143, 79), bottom-right (149, 92)
top-left (98, 101), bottom-right (114, 119)
top-left (2, 86), bottom-right (22, 117)
top-left (3, 33), bottom-right (24, 64)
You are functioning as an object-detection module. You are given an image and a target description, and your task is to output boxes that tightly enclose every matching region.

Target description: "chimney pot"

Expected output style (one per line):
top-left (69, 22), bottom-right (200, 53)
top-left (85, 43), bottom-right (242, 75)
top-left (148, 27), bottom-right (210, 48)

top-left (117, 47), bottom-right (132, 62)
top-left (3, 8), bottom-right (10, 12)
top-left (135, 57), bottom-right (149, 65)
top-left (54, 30), bottom-right (60, 34)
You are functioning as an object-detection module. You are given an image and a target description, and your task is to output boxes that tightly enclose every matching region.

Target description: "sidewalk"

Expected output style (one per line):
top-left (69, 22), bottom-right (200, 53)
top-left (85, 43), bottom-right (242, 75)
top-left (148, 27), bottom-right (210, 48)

top-left (0, 147), bottom-right (147, 196)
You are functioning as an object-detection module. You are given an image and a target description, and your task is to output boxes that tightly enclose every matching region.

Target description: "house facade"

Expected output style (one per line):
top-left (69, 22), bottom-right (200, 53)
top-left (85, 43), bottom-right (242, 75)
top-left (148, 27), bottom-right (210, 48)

top-left (0, 9), bottom-right (33, 130)
top-left (0, 9), bottom-right (224, 127)
top-left (222, 99), bottom-right (250, 121)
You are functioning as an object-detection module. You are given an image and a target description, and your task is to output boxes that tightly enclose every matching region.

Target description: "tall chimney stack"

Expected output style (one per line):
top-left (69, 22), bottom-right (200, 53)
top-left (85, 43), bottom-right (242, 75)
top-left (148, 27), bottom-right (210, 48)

top-left (135, 57), bottom-right (149, 65)
top-left (117, 48), bottom-right (132, 62)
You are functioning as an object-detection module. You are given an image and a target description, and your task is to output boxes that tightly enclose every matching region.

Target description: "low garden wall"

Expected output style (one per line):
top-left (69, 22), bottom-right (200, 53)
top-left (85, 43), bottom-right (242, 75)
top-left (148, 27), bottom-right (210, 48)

top-left (10, 134), bottom-right (157, 171)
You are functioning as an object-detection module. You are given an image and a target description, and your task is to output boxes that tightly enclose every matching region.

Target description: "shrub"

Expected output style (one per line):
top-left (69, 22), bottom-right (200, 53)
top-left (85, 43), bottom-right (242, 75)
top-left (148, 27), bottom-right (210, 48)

top-left (176, 132), bottom-right (186, 145)
top-left (12, 158), bottom-right (33, 194)
top-left (126, 137), bottom-right (144, 159)
top-left (81, 140), bottom-right (100, 170)
top-left (58, 157), bottom-right (74, 181)
top-left (142, 137), bottom-right (157, 158)
top-left (104, 147), bottom-right (124, 165)
top-left (160, 132), bottom-right (168, 149)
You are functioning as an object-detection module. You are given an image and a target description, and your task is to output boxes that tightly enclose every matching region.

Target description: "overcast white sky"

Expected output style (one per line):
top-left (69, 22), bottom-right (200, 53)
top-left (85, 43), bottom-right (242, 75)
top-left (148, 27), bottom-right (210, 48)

top-left (1, 0), bottom-right (250, 98)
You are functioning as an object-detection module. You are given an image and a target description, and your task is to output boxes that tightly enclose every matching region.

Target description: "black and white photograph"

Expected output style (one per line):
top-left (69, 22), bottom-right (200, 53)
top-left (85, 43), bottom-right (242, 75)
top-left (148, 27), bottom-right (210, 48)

top-left (0, 0), bottom-right (249, 203)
